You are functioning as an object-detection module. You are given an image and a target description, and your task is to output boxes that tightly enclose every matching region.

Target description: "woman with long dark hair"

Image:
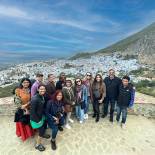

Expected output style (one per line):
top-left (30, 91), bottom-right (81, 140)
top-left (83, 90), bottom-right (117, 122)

top-left (45, 90), bottom-right (65, 150)
top-left (14, 78), bottom-right (34, 141)
top-left (92, 74), bottom-right (106, 122)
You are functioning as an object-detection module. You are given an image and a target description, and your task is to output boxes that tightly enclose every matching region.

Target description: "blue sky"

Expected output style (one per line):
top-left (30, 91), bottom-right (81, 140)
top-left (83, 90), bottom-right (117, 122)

top-left (0, 0), bottom-right (155, 62)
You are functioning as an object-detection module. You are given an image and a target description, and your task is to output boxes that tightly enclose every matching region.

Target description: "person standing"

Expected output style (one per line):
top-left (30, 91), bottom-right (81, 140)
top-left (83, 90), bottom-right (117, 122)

top-left (92, 74), bottom-right (106, 122)
top-left (45, 90), bottom-right (65, 150)
top-left (56, 72), bottom-right (66, 90)
top-left (30, 85), bottom-right (50, 152)
top-left (102, 69), bottom-right (121, 122)
top-left (83, 72), bottom-right (93, 120)
top-left (75, 78), bottom-right (88, 124)
top-left (62, 78), bottom-right (75, 129)
top-left (116, 76), bottom-right (135, 129)
top-left (45, 74), bottom-right (56, 100)
top-left (31, 73), bottom-right (44, 97)
top-left (14, 78), bottom-right (34, 141)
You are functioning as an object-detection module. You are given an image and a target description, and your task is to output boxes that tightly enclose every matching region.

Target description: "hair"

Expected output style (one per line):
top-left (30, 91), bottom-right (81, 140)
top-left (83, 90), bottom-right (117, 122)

top-left (109, 68), bottom-right (115, 72)
top-left (36, 73), bottom-right (43, 77)
top-left (75, 78), bottom-right (83, 86)
top-left (48, 74), bottom-right (54, 78)
top-left (59, 72), bottom-right (66, 81)
top-left (38, 84), bottom-right (46, 89)
top-left (122, 75), bottom-right (130, 81)
top-left (19, 78), bottom-right (31, 89)
top-left (53, 90), bottom-right (64, 101)
top-left (93, 74), bottom-right (103, 84)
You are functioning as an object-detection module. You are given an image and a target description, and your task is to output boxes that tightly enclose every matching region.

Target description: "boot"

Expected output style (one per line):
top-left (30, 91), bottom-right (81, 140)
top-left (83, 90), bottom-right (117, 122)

top-left (51, 139), bottom-right (57, 150)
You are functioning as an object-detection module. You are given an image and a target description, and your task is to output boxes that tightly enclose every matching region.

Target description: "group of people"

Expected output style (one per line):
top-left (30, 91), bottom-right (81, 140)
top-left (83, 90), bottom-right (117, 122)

top-left (14, 69), bottom-right (135, 151)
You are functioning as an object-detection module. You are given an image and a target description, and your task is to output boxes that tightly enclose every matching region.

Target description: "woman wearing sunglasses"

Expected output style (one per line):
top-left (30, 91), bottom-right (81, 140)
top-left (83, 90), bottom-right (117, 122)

top-left (83, 72), bottom-right (94, 119)
top-left (74, 78), bottom-right (88, 123)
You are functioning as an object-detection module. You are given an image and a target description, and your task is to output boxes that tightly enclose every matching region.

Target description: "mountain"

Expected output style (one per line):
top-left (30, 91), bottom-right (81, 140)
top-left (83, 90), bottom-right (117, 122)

top-left (70, 22), bottom-right (155, 65)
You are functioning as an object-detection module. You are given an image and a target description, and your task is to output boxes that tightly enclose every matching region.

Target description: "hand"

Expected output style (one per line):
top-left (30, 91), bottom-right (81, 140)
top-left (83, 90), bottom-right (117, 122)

top-left (72, 102), bottom-right (75, 105)
top-left (21, 104), bottom-right (27, 109)
top-left (53, 116), bottom-right (59, 124)
top-left (98, 99), bottom-right (103, 104)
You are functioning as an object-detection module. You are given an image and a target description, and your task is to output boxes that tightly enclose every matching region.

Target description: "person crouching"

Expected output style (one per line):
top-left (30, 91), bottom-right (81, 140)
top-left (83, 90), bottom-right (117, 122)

top-left (45, 90), bottom-right (65, 150)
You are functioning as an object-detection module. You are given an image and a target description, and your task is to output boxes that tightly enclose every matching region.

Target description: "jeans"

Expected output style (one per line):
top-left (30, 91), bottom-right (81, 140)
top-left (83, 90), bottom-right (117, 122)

top-left (75, 105), bottom-right (84, 121)
top-left (47, 116), bottom-right (64, 139)
top-left (116, 106), bottom-right (127, 124)
top-left (93, 98), bottom-right (100, 117)
top-left (84, 96), bottom-right (91, 114)
top-left (103, 98), bottom-right (115, 118)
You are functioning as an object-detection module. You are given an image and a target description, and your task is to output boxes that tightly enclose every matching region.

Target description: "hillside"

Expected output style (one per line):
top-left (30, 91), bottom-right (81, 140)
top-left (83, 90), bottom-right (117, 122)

top-left (71, 22), bottom-right (155, 65)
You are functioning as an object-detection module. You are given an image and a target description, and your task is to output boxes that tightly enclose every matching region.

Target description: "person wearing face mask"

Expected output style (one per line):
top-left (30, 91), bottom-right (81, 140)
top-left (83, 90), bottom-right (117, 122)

top-left (92, 73), bottom-right (106, 122)
top-left (62, 78), bottom-right (75, 129)
top-left (102, 69), bottom-right (121, 123)
top-left (116, 76), bottom-right (135, 129)
top-left (45, 90), bottom-right (65, 150)
top-left (30, 85), bottom-right (50, 152)
top-left (83, 72), bottom-right (94, 120)
top-left (74, 78), bottom-right (88, 124)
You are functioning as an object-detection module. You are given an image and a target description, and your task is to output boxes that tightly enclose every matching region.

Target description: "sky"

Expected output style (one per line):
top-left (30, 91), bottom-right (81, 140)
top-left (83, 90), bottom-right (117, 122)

top-left (0, 0), bottom-right (155, 62)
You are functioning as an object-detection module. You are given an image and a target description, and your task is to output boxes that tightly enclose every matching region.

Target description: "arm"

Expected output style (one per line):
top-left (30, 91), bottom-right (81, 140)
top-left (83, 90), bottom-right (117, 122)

top-left (129, 88), bottom-right (135, 108)
top-left (31, 84), bottom-right (37, 97)
top-left (102, 82), bottom-right (106, 100)
top-left (30, 98), bottom-right (40, 122)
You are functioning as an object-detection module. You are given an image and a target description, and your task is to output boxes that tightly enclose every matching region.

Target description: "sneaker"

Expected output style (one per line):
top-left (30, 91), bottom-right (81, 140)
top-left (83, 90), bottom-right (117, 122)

top-left (35, 144), bottom-right (45, 151)
top-left (92, 114), bottom-right (96, 118)
top-left (79, 120), bottom-right (83, 124)
top-left (69, 118), bottom-right (74, 123)
top-left (58, 126), bottom-right (63, 131)
top-left (84, 114), bottom-right (87, 120)
top-left (51, 140), bottom-right (57, 150)
top-left (65, 124), bottom-right (71, 129)
top-left (101, 114), bottom-right (106, 118)
top-left (121, 123), bottom-right (126, 129)
top-left (85, 114), bottom-right (88, 119)
top-left (96, 117), bottom-right (99, 122)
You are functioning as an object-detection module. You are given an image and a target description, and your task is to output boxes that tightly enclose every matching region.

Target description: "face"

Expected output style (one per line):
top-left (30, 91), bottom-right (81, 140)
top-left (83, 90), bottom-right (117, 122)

top-left (96, 75), bottom-right (101, 82)
top-left (86, 73), bottom-right (91, 80)
top-left (122, 79), bottom-right (129, 87)
top-left (38, 86), bottom-right (46, 95)
top-left (61, 74), bottom-right (66, 80)
top-left (37, 76), bottom-right (43, 82)
top-left (76, 79), bottom-right (81, 86)
top-left (66, 81), bottom-right (71, 87)
top-left (22, 80), bottom-right (30, 88)
top-left (48, 75), bottom-right (55, 82)
top-left (109, 70), bottom-right (115, 78)
top-left (56, 92), bottom-right (63, 101)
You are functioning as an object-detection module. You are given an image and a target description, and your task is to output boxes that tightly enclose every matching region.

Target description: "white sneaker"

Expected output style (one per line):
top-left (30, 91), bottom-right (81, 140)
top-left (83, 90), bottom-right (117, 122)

top-left (85, 114), bottom-right (88, 119)
top-left (121, 123), bottom-right (126, 129)
top-left (65, 124), bottom-right (71, 129)
top-left (84, 114), bottom-right (87, 120)
top-left (79, 121), bottom-right (83, 124)
top-left (69, 118), bottom-right (74, 123)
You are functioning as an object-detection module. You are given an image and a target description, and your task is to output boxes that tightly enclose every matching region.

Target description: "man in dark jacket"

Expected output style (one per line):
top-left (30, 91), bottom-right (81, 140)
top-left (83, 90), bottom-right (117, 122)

top-left (116, 76), bottom-right (135, 129)
top-left (102, 69), bottom-right (121, 122)
top-left (45, 74), bottom-right (56, 100)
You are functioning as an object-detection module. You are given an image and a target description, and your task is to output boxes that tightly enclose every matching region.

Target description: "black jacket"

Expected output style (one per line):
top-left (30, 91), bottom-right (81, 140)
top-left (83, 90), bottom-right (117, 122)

top-left (104, 76), bottom-right (121, 100)
top-left (30, 94), bottom-right (45, 123)
top-left (56, 80), bottom-right (65, 90)
top-left (117, 84), bottom-right (134, 107)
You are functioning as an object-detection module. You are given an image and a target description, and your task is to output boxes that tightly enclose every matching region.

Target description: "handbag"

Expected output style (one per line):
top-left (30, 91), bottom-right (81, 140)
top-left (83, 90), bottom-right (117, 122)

top-left (64, 104), bottom-right (72, 112)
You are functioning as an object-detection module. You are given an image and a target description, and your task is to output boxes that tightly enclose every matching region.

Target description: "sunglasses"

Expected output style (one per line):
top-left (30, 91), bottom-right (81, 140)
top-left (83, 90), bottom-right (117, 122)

top-left (76, 80), bottom-right (81, 83)
top-left (87, 74), bottom-right (91, 76)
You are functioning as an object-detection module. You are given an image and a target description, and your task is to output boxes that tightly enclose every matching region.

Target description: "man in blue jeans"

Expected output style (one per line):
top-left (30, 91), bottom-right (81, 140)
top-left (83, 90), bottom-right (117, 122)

top-left (116, 76), bottom-right (135, 129)
top-left (102, 69), bottom-right (121, 122)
